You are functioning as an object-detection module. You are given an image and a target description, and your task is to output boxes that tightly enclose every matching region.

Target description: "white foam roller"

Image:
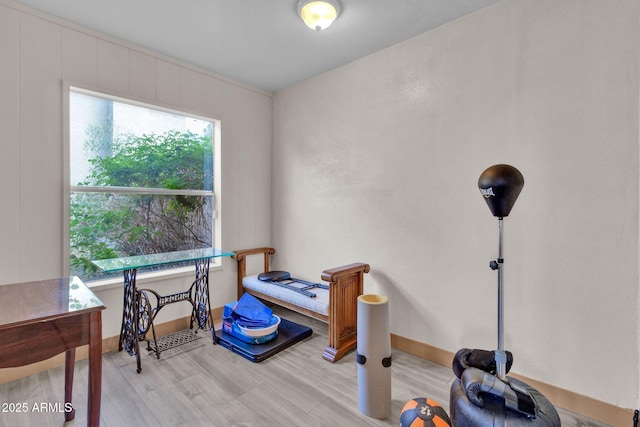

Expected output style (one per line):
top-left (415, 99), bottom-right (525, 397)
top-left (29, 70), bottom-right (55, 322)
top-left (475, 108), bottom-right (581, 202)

top-left (357, 294), bottom-right (391, 419)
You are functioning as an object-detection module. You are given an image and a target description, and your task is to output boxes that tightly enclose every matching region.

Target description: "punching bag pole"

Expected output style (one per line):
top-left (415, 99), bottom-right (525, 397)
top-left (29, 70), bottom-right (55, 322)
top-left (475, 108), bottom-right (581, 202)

top-left (478, 164), bottom-right (524, 382)
top-left (494, 216), bottom-right (506, 380)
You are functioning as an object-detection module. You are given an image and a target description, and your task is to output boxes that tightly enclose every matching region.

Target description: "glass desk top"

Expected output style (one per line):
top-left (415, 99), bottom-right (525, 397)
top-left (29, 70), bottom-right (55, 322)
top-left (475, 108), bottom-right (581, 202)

top-left (91, 248), bottom-right (235, 273)
top-left (0, 277), bottom-right (105, 329)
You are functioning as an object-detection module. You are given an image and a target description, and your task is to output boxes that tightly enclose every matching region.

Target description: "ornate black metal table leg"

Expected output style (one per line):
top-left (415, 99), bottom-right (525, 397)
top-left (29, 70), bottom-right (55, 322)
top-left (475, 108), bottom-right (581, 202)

top-left (137, 289), bottom-right (159, 360)
top-left (191, 257), bottom-right (216, 343)
top-left (119, 268), bottom-right (143, 373)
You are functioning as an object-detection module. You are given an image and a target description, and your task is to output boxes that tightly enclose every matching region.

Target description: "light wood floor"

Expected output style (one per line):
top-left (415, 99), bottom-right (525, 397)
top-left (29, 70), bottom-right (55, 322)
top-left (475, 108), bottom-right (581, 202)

top-left (0, 307), bottom-right (610, 426)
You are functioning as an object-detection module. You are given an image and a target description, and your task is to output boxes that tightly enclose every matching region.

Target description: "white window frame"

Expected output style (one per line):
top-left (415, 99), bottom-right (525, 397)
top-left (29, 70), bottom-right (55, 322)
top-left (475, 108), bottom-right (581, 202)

top-left (62, 82), bottom-right (223, 288)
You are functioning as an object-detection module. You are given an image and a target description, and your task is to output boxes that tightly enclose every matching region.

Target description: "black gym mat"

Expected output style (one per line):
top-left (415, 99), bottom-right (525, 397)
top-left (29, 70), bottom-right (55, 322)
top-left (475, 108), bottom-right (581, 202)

top-left (215, 318), bottom-right (312, 363)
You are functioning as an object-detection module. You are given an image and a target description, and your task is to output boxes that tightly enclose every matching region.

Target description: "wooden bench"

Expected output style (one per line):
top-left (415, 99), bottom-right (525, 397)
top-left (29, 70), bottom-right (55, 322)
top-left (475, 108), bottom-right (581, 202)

top-left (233, 247), bottom-right (370, 362)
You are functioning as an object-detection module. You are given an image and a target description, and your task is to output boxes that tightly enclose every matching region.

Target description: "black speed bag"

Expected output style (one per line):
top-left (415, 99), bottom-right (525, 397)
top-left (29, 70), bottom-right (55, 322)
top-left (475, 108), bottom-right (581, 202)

top-left (478, 164), bottom-right (524, 218)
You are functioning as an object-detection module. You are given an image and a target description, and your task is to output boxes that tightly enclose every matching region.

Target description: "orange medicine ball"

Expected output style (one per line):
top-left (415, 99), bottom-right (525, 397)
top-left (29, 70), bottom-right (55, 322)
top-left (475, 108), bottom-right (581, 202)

top-left (400, 397), bottom-right (452, 427)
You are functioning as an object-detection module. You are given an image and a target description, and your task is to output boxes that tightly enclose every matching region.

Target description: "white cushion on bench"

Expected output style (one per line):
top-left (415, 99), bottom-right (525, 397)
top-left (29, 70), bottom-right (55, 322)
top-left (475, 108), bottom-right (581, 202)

top-left (242, 274), bottom-right (329, 316)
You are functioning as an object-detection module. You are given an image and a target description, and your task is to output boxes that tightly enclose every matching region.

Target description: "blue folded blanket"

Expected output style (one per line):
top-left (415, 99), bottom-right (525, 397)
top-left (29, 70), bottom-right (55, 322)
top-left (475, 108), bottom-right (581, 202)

top-left (231, 293), bottom-right (273, 328)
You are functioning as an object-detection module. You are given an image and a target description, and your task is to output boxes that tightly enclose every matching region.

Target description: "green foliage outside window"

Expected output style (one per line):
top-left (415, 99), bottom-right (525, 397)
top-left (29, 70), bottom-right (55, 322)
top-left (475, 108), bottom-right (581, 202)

top-left (70, 130), bottom-right (213, 280)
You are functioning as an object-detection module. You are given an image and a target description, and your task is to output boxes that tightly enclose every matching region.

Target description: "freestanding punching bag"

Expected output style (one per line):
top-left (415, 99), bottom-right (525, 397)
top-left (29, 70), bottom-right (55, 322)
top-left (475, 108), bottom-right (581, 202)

top-left (478, 164), bottom-right (523, 379)
top-left (449, 164), bottom-right (560, 426)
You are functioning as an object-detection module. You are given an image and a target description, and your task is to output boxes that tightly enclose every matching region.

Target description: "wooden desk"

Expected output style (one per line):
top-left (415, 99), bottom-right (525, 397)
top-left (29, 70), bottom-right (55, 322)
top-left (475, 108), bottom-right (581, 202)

top-left (0, 277), bottom-right (105, 427)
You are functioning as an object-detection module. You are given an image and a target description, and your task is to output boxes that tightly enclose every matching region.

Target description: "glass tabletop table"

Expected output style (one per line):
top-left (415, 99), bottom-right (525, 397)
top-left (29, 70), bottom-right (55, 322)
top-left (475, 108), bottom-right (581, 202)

top-left (92, 248), bottom-right (234, 273)
top-left (92, 248), bottom-right (234, 373)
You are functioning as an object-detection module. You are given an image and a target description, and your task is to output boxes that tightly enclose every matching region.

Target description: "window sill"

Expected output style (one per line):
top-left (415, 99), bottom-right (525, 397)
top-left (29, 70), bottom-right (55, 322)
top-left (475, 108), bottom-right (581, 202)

top-left (85, 262), bottom-right (224, 292)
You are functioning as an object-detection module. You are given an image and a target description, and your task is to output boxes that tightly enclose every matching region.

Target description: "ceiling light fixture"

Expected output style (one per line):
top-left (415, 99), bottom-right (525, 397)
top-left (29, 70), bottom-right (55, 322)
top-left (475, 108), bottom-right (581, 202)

top-left (297, 0), bottom-right (341, 31)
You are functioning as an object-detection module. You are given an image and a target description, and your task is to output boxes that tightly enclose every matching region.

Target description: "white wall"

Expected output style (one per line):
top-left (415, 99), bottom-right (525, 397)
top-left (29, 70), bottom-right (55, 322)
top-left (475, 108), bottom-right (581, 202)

top-left (0, 0), bottom-right (272, 339)
top-left (272, 0), bottom-right (639, 411)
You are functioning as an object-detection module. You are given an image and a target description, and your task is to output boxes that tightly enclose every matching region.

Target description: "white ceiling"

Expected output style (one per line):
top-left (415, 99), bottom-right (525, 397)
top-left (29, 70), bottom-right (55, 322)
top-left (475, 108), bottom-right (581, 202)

top-left (13, 0), bottom-right (501, 93)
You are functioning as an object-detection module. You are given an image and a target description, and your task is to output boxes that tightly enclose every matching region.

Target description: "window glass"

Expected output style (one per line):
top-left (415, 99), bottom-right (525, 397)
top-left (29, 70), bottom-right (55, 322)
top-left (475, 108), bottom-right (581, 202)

top-left (69, 89), bottom-right (216, 280)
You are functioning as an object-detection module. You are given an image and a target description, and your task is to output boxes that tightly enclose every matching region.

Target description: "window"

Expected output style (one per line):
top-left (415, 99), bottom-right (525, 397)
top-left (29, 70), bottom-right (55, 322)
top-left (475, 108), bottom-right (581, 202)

top-left (67, 87), bottom-right (220, 281)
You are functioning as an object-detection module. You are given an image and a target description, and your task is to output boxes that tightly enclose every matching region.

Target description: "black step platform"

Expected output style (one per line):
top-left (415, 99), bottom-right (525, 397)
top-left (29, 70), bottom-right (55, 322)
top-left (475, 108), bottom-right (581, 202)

top-left (215, 318), bottom-right (313, 362)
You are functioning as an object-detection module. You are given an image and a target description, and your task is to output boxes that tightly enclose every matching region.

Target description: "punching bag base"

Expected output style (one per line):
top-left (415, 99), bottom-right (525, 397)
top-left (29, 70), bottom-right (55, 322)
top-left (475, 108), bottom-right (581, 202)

top-left (450, 376), bottom-right (560, 426)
